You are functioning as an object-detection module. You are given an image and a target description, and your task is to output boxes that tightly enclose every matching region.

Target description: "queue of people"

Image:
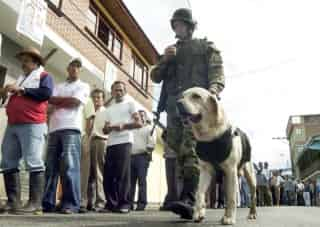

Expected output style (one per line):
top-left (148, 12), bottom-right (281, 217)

top-left (0, 47), bottom-right (156, 215)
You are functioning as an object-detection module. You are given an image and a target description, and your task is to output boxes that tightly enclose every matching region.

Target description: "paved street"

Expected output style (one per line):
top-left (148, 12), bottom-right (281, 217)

top-left (0, 207), bottom-right (319, 227)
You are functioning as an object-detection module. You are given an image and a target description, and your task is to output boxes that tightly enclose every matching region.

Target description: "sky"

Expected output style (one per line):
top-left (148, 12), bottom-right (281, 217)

top-left (123, 0), bottom-right (320, 169)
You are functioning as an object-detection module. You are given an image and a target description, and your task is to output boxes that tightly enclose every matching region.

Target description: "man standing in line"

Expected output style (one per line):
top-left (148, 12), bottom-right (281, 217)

top-left (0, 47), bottom-right (53, 215)
top-left (89, 88), bottom-right (108, 211)
top-left (42, 58), bottom-right (90, 214)
top-left (100, 81), bottom-right (142, 213)
top-left (261, 162), bottom-right (273, 206)
top-left (129, 110), bottom-right (156, 211)
top-left (79, 97), bottom-right (95, 213)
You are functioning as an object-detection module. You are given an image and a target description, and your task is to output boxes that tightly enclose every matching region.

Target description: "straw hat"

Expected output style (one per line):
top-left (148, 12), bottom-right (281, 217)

top-left (16, 46), bottom-right (45, 66)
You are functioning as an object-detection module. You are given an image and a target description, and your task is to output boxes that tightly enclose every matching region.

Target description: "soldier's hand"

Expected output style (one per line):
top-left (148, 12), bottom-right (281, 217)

top-left (163, 46), bottom-right (176, 61)
top-left (209, 88), bottom-right (221, 101)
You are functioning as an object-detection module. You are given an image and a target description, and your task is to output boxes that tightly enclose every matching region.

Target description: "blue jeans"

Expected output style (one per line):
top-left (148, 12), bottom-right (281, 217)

top-left (0, 123), bottom-right (46, 173)
top-left (42, 129), bottom-right (81, 212)
top-left (240, 187), bottom-right (251, 207)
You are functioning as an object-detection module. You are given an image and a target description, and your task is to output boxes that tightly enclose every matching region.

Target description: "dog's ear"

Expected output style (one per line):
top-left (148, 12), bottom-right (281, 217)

top-left (207, 93), bottom-right (218, 114)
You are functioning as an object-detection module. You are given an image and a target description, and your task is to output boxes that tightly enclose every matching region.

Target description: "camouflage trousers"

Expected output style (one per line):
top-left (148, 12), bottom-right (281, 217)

top-left (166, 111), bottom-right (200, 182)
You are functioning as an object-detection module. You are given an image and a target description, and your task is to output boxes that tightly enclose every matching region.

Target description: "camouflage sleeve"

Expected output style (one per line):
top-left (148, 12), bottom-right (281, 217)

top-left (150, 56), bottom-right (169, 84)
top-left (206, 43), bottom-right (225, 95)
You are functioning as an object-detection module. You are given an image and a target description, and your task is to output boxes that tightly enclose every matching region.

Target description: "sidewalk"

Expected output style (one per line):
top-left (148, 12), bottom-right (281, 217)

top-left (0, 207), bottom-right (319, 227)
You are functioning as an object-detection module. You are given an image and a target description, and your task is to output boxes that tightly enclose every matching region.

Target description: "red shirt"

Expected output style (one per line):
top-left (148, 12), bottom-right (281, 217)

top-left (6, 72), bottom-right (53, 124)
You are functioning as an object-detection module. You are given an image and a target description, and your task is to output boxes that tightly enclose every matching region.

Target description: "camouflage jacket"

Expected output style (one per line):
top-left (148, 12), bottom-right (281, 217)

top-left (151, 38), bottom-right (225, 113)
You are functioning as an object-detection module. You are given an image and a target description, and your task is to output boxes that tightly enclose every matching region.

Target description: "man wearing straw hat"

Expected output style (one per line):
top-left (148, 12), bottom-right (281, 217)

top-left (0, 47), bottom-right (53, 215)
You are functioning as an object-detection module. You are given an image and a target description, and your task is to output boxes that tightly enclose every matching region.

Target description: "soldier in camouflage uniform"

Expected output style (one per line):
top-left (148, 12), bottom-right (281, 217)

top-left (151, 8), bottom-right (225, 219)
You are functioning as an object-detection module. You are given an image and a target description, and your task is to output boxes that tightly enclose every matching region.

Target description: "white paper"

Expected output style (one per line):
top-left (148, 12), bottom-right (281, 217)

top-left (16, 0), bottom-right (48, 45)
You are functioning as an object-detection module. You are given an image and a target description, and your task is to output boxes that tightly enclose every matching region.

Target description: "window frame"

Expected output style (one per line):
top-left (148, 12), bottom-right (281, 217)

top-left (131, 55), bottom-right (149, 92)
top-left (295, 128), bottom-right (303, 136)
top-left (87, 2), bottom-right (123, 61)
top-left (87, 5), bottom-right (98, 34)
top-left (45, 0), bottom-right (63, 17)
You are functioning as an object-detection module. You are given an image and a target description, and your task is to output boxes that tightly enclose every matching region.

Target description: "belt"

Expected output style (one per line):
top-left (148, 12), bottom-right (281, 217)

top-left (91, 136), bottom-right (107, 141)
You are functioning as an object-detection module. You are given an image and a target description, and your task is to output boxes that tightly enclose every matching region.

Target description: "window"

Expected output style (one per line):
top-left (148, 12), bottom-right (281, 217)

top-left (131, 55), bottom-right (148, 91)
top-left (295, 128), bottom-right (303, 135)
top-left (97, 18), bottom-right (110, 46)
top-left (87, 7), bottom-right (97, 33)
top-left (113, 37), bottom-right (122, 60)
top-left (87, 2), bottom-right (123, 61)
top-left (296, 145), bottom-right (304, 154)
top-left (108, 32), bottom-right (114, 50)
top-left (134, 61), bottom-right (143, 85)
top-left (292, 116), bottom-right (301, 124)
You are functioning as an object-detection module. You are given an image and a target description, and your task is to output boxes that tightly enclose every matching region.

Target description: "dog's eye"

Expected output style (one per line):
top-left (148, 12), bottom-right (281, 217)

top-left (191, 94), bottom-right (201, 99)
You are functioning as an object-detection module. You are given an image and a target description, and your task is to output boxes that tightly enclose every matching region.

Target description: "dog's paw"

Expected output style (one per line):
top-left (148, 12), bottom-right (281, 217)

top-left (220, 216), bottom-right (236, 225)
top-left (194, 216), bottom-right (205, 223)
top-left (193, 213), bottom-right (205, 223)
top-left (248, 212), bottom-right (257, 220)
top-left (193, 208), bottom-right (205, 223)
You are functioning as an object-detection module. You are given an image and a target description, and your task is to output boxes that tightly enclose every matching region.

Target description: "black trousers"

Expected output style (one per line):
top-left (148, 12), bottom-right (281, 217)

top-left (129, 153), bottom-right (150, 208)
top-left (103, 143), bottom-right (132, 210)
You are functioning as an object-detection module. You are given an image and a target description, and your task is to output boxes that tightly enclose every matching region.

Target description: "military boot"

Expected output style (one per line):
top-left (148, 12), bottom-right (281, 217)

top-left (169, 176), bottom-right (199, 220)
top-left (16, 171), bottom-right (44, 215)
top-left (0, 170), bottom-right (22, 214)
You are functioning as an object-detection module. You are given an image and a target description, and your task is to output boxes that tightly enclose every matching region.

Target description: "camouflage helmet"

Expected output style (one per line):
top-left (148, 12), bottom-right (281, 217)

top-left (170, 8), bottom-right (196, 30)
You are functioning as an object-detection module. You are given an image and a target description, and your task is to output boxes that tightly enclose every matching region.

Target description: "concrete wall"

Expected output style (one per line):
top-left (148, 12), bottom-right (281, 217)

top-left (0, 35), bottom-right (27, 199)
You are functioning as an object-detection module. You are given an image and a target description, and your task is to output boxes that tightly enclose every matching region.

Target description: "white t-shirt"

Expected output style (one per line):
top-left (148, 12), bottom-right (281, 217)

top-left (49, 79), bottom-right (90, 133)
top-left (276, 176), bottom-right (284, 186)
top-left (262, 168), bottom-right (272, 181)
top-left (100, 99), bottom-right (138, 146)
top-left (131, 124), bottom-right (156, 155)
top-left (297, 182), bottom-right (305, 192)
top-left (271, 175), bottom-right (284, 187)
